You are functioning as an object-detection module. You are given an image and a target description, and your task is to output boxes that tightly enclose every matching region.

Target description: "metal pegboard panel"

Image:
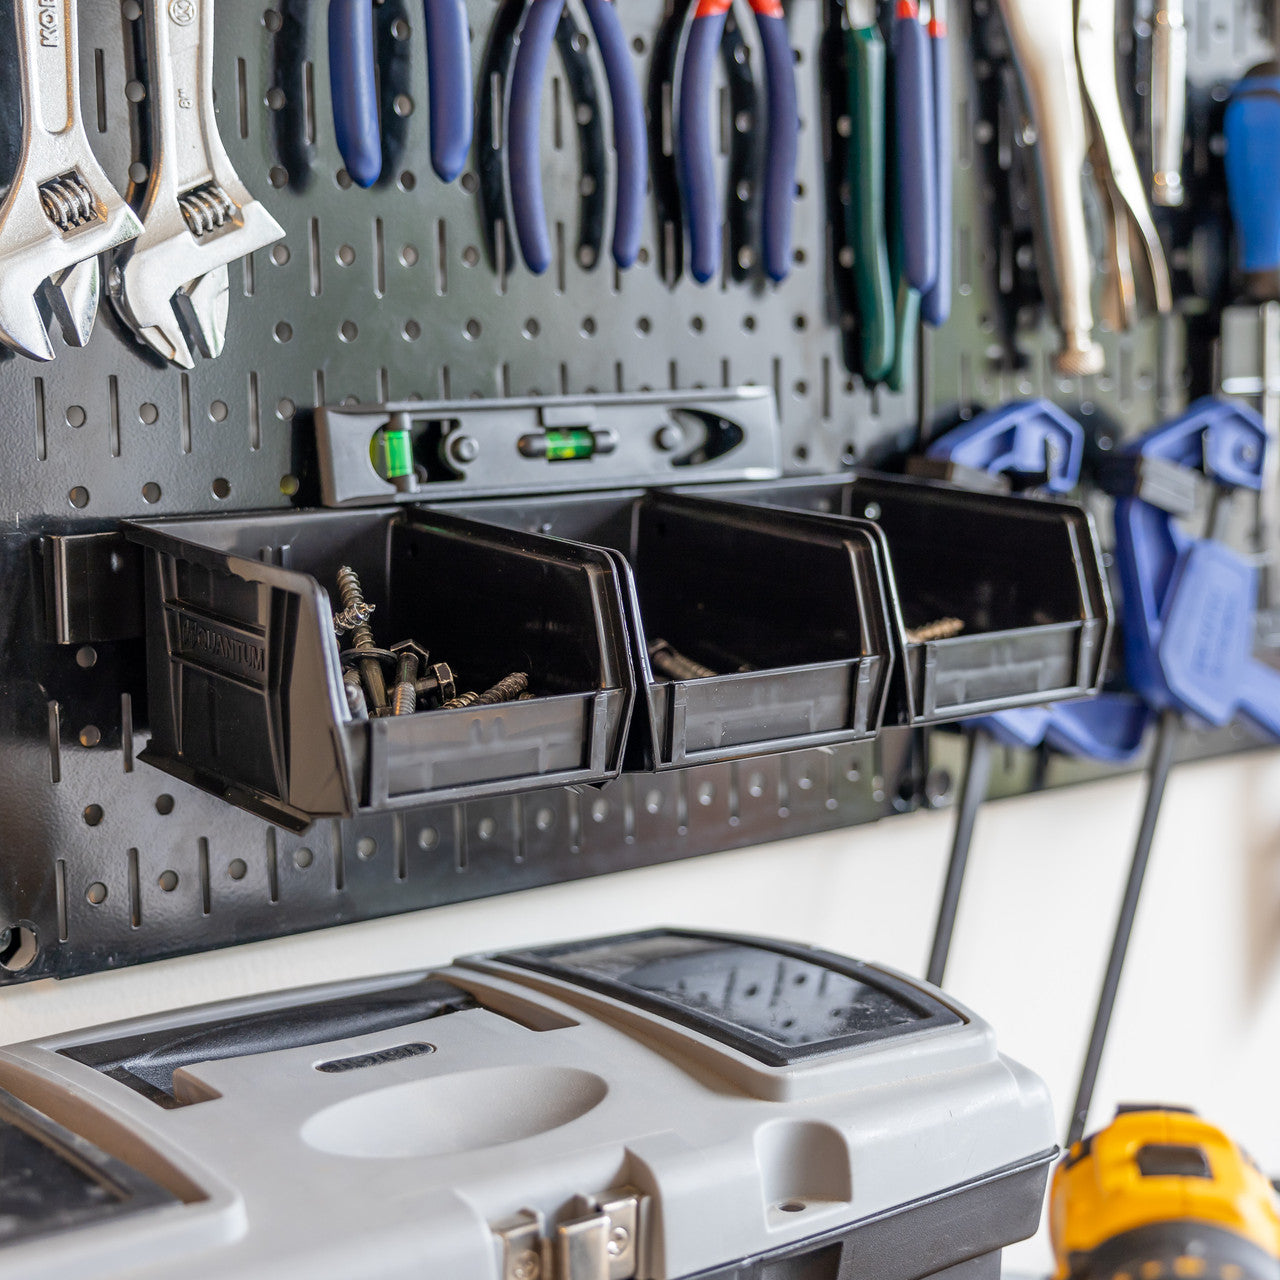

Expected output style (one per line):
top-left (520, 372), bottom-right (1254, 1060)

top-left (0, 0), bottom-right (922, 982)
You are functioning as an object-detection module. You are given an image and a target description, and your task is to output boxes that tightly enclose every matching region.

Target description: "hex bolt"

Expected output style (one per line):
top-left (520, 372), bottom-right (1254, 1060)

top-left (336, 566), bottom-right (388, 711)
top-left (415, 662), bottom-right (457, 705)
top-left (440, 691), bottom-right (481, 710)
top-left (648, 638), bottom-right (717, 680)
top-left (475, 672), bottom-right (529, 705)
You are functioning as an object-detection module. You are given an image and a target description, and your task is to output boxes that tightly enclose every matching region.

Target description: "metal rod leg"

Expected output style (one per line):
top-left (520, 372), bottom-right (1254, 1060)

top-left (1066, 708), bottom-right (1180, 1149)
top-left (926, 729), bottom-right (995, 988)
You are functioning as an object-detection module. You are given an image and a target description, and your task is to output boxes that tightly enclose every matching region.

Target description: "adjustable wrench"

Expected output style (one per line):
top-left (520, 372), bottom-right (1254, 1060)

top-left (109, 0), bottom-right (284, 369)
top-left (0, 0), bottom-right (141, 361)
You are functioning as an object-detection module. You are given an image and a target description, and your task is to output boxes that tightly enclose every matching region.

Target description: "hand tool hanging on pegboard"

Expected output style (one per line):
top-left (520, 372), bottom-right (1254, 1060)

top-left (109, 0), bottom-right (284, 369)
top-left (918, 399), bottom-right (1151, 989)
top-left (677, 0), bottom-right (800, 284)
top-left (329, 0), bottom-right (472, 187)
top-left (0, 0), bottom-right (142, 361)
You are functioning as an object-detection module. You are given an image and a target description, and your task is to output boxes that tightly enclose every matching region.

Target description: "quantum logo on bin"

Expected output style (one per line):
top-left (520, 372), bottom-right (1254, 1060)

top-left (171, 608), bottom-right (267, 684)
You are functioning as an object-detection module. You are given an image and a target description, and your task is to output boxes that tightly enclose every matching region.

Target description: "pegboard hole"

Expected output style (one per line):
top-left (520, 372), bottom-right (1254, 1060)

top-left (264, 87), bottom-right (285, 110)
top-left (212, 477), bottom-right (231, 500)
top-left (578, 245), bottom-right (597, 269)
top-left (793, 381), bottom-right (808, 398)
top-left (68, 486), bottom-right (90, 509)
top-left (391, 16), bottom-right (410, 38)
top-left (83, 804), bottom-right (104, 827)
top-left (464, 319), bottom-right (482, 340)
top-left (793, 314), bottom-right (809, 331)
top-left (777, 1200), bottom-right (806, 1214)
top-left (142, 481), bottom-right (161, 504)
top-left (743, 315), bottom-right (757, 331)
top-left (393, 94), bottom-right (413, 117)
top-left (157, 870), bottom-right (179, 893)
top-left (0, 925), bottom-right (38, 973)
top-left (637, 317), bottom-right (652, 335)
top-left (339, 320), bottom-right (358, 342)
top-left (276, 398), bottom-right (296, 419)
top-left (209, 400), bottom-right (228, 422)
top-left (155, 794), bottom-right (174, 815)
top-left (523, 318), bottom-right (540, 339)
top-left (631, 35), bottom-right (646, 53)
top-left (228, 859), bottom-right (248, 880)
top-left (356, 837), bottom-right (377, 860)
top-left (461, 245), bottom-right (480, 267)
top-left (417, 827), bottom-right (438, 850)
top-left (535, 807), bottom-right (555, 831)
top-left (746, 772), bottom-right (766, 798)
top-left (336, 244), bottom-right (356, 266)
top-left (280, 474), bottom-right (300, 497)
top-left (690, 316), bottom-right (705, 333)
top-left (399, 245), bottom-right (419, 267)
top-left (274, 322), bottom-right (293, 343)
top-left (262, 8), bottom-right (282, 30)
top-left (580, 317), bottom-right (596, 337)
top-left (403, 319), bottom-right (421, 341)
top-left (65, 405), bottom-right (86, 428)
top-left (138, 402), bottom-right (158, 424)
top-left (125, 78), bottom-right (145, 102)
top-left (122, 0), bottom-right (141, 19)
top-left (460, 172), bottom-right (478, 194)
top-left (128, 161), bottom-right (148, 185)
top-left (76, 646), bottom-right (97, 669)
top-left (293, 848), bottom-right (313, 869)
top-left (398, 170), bottom-right (416, 192)
top-left (336, 168), bottom-right (353, 188)
top-left (79, 725), bottom-right (101, 747)
top-left (477, 817), bottom-right (497, 840)
top-left (271, 244), bottom-right (290, 266)
top-left (643, 789), bottom-right (663, 815)
top-left (86, 882), bottom-right (108, 906)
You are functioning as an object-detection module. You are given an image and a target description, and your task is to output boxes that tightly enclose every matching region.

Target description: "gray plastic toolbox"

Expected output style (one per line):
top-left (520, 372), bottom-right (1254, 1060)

top-left (0, 929), bottom-right (1056, 1279)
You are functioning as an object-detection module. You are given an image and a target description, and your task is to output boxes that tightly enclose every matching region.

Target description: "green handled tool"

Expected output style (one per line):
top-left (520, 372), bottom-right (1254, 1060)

top-left (843, 0), bottom-right (896, 383)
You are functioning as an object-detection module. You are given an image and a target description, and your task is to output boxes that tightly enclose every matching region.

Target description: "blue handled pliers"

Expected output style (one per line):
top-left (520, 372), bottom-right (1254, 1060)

top-left (329, 0), bottom-right (472, 188)
top-left (677, 0), bottom-right (799, 284)
top-left (507, 0), bottom-right (648, 274)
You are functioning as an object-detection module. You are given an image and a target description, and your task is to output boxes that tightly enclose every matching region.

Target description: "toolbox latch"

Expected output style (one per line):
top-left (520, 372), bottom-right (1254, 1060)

top-left (495, 1190), bottom-right (645, 1280)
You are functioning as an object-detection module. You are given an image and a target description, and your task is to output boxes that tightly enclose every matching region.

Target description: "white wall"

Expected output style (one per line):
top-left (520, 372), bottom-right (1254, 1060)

top-left (3, 750), bottom-right (1279, 1272)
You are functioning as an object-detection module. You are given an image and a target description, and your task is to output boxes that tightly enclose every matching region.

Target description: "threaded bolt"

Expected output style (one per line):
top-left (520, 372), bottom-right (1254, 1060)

top-left (343, 668), bottom-right (368, 719)
top-left (648, 638), bottom-right (717, 681)
top-left (392, 651), bottom-right (420, 715)
top-left (905, 617), bottom-right (966, 644)
top-left (475, 672), bottom-right (529, 705)
top-left (336, 566), bottom-right (387, 711)
top-left (441, 691), bottom-right (481, 710)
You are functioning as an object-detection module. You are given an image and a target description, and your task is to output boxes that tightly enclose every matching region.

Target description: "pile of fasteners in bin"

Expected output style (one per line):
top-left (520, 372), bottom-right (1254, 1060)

top-left (332, 566), bottom-right (532, 719)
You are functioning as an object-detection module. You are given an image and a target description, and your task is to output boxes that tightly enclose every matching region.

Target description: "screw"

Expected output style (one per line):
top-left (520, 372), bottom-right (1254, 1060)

top-left (336, 566), bottom-right (388, 711)
top-left (415, 662), bottom-right (457, 705)
top-left (475, 672), bottom-right (529, 705)
top-left (332, 600), bottom-right (375, 635)
top-left (441, 690), bottom-right (481, 710)
top-left (648, 638), bottom-right (717, 680)
top-left (905, 617), bottom-right (966, 643)
top-left (390, 640), bottom-right (428, 715)
top-left (343, 668), bottom-right (368, 719)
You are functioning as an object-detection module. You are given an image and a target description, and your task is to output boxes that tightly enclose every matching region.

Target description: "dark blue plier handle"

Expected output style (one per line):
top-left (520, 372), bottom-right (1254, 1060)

top-left (330, 0), bottom-right (473, 188)
top-left (678, 0), bottom-right (799, 283)
top-left (507, 0), bottom-right (648, 274)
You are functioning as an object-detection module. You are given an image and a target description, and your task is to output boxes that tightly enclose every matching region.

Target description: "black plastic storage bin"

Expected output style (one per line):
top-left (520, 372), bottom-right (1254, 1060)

top-left (124, 507), bottom-right (634, 831)
top-left (698, 473), bottom-right (1112, 723)
top-left (441, 490), bottom-right (897, 768)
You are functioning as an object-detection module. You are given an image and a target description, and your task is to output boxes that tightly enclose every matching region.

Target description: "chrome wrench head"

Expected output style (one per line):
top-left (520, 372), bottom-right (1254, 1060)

top-left (109, 0), bottom-right (284, 369)
top-left (0, 0), bottom-right (141, 361)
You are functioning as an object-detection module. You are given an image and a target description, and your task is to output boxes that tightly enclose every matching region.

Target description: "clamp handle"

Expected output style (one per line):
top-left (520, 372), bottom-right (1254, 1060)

top-left (925, 398), bottom-right (1084, 492)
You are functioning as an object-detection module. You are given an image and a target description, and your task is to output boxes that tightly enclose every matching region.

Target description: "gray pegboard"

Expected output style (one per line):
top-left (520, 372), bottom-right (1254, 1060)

top-left (0, 0), bottom-right (1271, 983)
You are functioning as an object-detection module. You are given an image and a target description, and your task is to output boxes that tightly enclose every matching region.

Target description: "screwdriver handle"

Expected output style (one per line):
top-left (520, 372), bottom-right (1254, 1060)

top-left (892, 0), bottom-right (938, 294)
top-left (329, 0), bottom-right (382, 188)
top-left (844, 20), bottom-right (895, 380)
top-left (1224, 69), bottom-right (1280, 298)
top-left (423, 0), bottom-right (472, 183)
top-left (920, 10), bottom-right (951, 327)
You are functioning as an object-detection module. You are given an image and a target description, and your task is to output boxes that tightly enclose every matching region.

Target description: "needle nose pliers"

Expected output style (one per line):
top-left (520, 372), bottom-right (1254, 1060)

top-left (507, 0), bottom-right (648, 274)
top-left (678, 0), bottom-right (800, 284)
top-left (329, 0), bottom-right (473, 188)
